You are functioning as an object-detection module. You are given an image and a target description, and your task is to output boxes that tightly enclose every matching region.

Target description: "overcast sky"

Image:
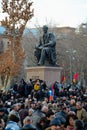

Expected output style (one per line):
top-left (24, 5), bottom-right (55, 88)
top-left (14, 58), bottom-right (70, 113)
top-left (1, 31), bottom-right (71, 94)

top-left (27, 0), bottom-right (87, 28)
top-left (0, 0), bottom-right (87, 28)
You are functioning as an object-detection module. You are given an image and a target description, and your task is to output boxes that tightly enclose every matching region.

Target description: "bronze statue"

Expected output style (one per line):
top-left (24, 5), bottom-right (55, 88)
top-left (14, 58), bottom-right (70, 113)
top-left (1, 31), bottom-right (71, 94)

top-left (34, 25), bottom-right (56, 66)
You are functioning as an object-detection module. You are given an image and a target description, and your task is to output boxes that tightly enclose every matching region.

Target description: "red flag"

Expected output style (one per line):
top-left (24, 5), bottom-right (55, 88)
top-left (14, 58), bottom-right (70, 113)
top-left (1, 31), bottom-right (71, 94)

top-left (61, 75), bottom-right (66, 83)
top-left (73, 73), bottom-right (79, 83)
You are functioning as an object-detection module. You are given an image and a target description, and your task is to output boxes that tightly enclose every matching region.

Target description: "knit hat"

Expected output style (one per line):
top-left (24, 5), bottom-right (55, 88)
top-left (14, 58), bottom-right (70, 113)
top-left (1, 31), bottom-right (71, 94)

top-left (50, 117), bottom-right (61, 126)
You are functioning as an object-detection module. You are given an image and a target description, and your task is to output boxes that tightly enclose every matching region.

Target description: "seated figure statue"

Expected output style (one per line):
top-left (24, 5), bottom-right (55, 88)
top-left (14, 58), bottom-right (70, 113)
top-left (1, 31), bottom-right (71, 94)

top-left (34, 25), bottom-right (56, 66)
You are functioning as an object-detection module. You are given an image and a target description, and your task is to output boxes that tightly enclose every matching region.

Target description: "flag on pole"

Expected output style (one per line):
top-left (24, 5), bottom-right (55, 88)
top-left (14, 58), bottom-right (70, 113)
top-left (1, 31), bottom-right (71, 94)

top-left (61, 75), bottom-right (66, 83)
top-left (73, 73), bottom-right (79, 83)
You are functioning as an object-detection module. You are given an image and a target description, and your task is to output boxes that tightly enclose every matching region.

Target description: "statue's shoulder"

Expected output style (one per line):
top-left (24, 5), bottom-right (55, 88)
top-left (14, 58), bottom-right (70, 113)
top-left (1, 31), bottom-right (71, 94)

top-left (49, 32), bottom-right (54, 36)
top-left (48, 32), bottom-right (55, 38)
top-left (49, 32), bottom-right (54, 35)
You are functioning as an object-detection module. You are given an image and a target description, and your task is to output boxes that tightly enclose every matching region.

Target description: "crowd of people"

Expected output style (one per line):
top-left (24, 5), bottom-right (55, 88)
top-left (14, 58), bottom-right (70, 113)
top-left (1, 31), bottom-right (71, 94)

top-left (0, 78), bottom-right (87, 130)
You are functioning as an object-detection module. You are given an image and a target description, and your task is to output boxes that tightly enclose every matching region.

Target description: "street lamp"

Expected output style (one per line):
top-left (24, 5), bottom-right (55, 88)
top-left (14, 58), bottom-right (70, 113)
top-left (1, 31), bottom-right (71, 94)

top-left (66, 50), bottom-right (76, 84)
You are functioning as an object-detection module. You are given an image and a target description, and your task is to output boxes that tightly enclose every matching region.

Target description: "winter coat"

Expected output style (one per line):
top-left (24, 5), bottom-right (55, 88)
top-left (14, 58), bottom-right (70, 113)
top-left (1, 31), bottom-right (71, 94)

top-left (5, 121), bottom-right (20, 130)
top-left (77, 108), bottom-right (87, 122)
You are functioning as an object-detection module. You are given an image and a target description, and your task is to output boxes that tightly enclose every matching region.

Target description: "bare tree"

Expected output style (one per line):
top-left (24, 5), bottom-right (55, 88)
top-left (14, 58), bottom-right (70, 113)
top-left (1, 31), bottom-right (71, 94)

top-left (0, 0), bottom-right (34, 90)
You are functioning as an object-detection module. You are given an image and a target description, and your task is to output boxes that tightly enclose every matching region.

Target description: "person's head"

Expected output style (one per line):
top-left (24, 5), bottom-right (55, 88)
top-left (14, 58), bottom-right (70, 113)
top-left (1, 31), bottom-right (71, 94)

top-left (65, 111), bottom-right (77, 127)
top-left (50, 117), bottom-right (61, 130)
top-left (37, 117), bottom-right (46, 128)
top-left (0, 108), bottom-right (4, 116)
top-left (76, 101), bottom-right (82, 110)
top-left (46, 110), bottom-right (55, 121)
top-left (70, 99), bottom-right (76, 106)
top-left (11, 103), bottom-right (19, 111)
top-left (48, 103), bottom-right (53, 110)
top-left (23, 116), bottom-right (32, 125)
top-left (36, 101), bottom-right (42, 110)
top-left (43, 25), bottom-right (48, 33)
top-left (30, 102), bottom-right (36, 109)
top-left (41, 105), bottom-right (48, 114)
top-left (62, 105), bottom-right (69, 114)
top-left (74, 119), bottom-right (84, 130)
top-left (28, 108), bottom-right (34, 116)
top-left (57, 116), bottom-right (66, 130)
top-left (25, 98), bottom-right (30, 108)
top-left (8, 113), bottom-right (20, 123)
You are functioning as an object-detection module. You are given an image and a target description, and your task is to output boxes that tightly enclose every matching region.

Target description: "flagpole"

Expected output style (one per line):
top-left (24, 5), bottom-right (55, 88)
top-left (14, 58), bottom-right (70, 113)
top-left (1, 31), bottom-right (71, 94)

top-left (69, 54), bottom-right (72, 83)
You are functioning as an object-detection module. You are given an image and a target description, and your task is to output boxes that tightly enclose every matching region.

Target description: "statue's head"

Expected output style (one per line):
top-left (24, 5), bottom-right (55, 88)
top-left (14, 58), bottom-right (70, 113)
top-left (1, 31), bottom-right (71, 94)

top-left (42, 25), bottom-right (48, 33)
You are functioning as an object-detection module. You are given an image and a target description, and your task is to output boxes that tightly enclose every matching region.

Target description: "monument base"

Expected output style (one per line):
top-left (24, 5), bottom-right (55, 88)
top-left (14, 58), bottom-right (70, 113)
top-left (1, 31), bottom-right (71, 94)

top-left (26, 66), bottom-right (63, 85)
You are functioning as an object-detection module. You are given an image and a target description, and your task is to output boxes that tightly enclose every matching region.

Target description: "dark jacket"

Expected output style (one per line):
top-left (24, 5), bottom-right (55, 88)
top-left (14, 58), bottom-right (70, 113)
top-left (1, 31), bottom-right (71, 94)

top-left (56, 110), bottom-right (67, 120)
top-left (22, 124), bottom-right (36, 130)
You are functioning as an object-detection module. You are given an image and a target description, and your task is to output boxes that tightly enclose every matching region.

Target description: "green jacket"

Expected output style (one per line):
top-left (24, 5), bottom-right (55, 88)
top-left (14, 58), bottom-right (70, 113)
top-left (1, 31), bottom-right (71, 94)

top-left (77, 108), bottom-right (87, 122)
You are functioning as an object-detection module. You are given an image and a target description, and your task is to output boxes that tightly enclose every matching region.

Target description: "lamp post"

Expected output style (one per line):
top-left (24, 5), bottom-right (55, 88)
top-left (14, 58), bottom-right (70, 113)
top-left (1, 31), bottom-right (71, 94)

top-left (66, 50), bottom-right (76, 84)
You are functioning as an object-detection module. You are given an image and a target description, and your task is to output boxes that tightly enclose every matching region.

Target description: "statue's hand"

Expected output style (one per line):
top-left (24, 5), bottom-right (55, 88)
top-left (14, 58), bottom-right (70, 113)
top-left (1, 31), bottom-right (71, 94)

top-left (43, 44), bottom-right (48, 47)
top-left (35, 43), bottom-right (43, 49)
top-left (38, 46), bottom-right (43, 49)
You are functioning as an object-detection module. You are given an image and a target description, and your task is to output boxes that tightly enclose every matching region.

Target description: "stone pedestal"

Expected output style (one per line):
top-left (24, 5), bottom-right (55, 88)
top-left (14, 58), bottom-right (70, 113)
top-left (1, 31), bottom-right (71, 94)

top-left (26, 66), bottom-right (63, 84)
